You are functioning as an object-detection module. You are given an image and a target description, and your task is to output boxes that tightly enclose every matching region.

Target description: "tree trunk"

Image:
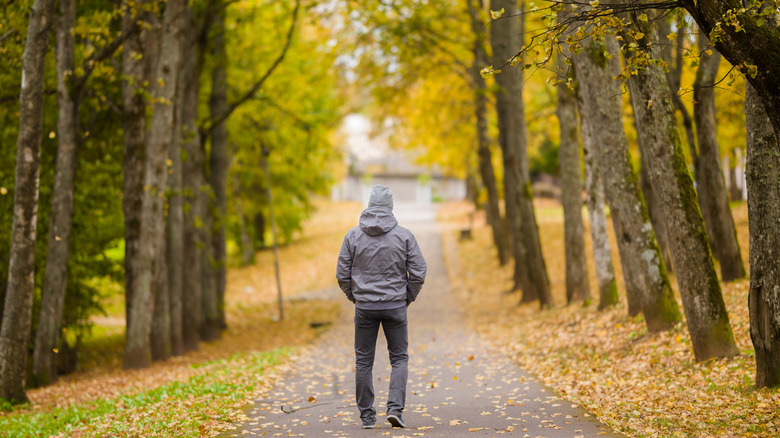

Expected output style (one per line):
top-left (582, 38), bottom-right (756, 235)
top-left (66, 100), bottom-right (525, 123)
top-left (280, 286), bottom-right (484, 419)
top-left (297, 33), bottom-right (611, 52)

top-left (32, 0), bottom-right (77, 387)
top-left (165, 3), bottom-right (200, 359)
top-left (209, 8), bottom-right (229, 331)
top-left (181, 67), bottom-right (203, 352)
top-left (573, 36), bottom-right (681, 330)
top-left (121, 1), bottom-right (151, 329)
top-left (746, 83), bottom-right (780, 387)
top-left (625, 26), bottom-right (738, 361)
top-left (150, 234), bottom-right (171, 361)
top-left (556, 56), bottom-right (590, 304)
top-left (631, 87), bottom-right (674, 273)
top-left (124, 0), bottom-right (184, 369)
top-left (578, 88), bottom-right (618, 310)
top-left (466, 0), bottom-right (509, 267)
top-left (656, 16), bottom-right (697, 169)
top-left (692, 37), bottom-right (745, 282)
top-left (201, 200), bottom-right (221, 341)
top-left (0, 0), bottom-right (57, 404)
top-left (490, 0), bottom-right (551, 305)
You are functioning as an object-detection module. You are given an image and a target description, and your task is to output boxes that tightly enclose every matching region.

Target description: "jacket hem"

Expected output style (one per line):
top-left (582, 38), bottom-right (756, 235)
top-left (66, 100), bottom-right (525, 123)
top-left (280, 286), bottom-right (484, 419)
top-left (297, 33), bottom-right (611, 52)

top-left (355, 300), bottom-right (406, 310)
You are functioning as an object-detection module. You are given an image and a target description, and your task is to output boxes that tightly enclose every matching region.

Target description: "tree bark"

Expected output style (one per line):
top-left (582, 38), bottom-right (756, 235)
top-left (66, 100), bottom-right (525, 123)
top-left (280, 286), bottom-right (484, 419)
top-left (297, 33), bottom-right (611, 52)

top-left (0, 0), bottom-right (57, 404)
top-left (150, 234), bottom-right (171, 361)
top-left (490, 0), bottom-right (551, 305)
top-left (181, 67), bottom-right (203, 352)
top-left (656, 16), bottom-right (697, 168)
top-left (32, 0), bottom-right (77, 387)
top-left (254, 212), bottom-right (266, 248)
top-left (573, 36), bottom-right (681, 330)
top-left (466, 0), bottom-right (509, 266)
top-left (557, 56), bottom-right (590, 304)
top-left (625, 25), bottom-right (738, 361)
top-left (746, 83), bottom-right (780, 387)
top-left (164, 3), bottom-right (202, 359)
top-left (209, 8), bottom-right (228, 330)
top-left (124, 0), bottom-right (185, 369)
top-left (121, 1), bottom-right (151, 329)
top-left (632, 88), bottom-right (674, 273)
top-left (201, 201), bottom-right (221, 341)
top-left (578, 87), bottom-right (618, 310)
top-left (692, 37), bottom-right (745, 282)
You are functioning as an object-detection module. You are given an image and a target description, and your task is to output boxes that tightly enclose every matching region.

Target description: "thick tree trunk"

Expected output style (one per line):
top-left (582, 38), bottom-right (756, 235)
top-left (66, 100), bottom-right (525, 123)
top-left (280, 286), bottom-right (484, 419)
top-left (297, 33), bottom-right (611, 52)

top-left (745, 84), bottom-right (780, 387)
top-left (32, 0), bottom-right (77, 387)
top-left (556, 56), bottom-right (590, 304)
top-left (625, 27), bottom-right (738, 361)
top-left (630, 85), bottom-right (673, 273)
top-left (490, 0), bottom-right (551, 305)
top-left (573, 36), bottom-right (681, 330)
top-left (692, 38), bottom-right (745, 282)
top-left (165, 5), bottom-right (201, 359)
top-left (124, 0), bottom-right (184, 369)
top-left (0, 0), bottom-right (57, 404)
top-left (578, 90), bottom-right (618, 310)
top-left (121, 1), bottom-right (151, 328)
top-left (209, 9), bottom-right (229, 331)
top-left (466, 0), bottom-right (509, 266)
top-left (639, 148), bottom-right (673, 272)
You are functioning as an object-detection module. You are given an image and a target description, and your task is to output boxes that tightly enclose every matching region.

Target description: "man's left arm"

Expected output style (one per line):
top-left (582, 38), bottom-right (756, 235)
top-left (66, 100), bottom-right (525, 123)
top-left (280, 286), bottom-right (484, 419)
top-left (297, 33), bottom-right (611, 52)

top-left (405, 234), bottom-right (427, 305)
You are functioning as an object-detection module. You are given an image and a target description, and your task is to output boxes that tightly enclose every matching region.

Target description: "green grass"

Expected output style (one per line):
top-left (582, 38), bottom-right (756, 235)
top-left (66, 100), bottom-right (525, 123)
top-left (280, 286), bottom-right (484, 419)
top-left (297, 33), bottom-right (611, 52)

top-left (0, 348), bottom-right (290, 437)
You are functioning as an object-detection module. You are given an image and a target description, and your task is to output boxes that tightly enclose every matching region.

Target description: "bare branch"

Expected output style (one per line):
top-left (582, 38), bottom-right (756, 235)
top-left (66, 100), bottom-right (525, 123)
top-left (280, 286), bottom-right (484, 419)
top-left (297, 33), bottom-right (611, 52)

top-left (201, 0), bottom-right (301, 137)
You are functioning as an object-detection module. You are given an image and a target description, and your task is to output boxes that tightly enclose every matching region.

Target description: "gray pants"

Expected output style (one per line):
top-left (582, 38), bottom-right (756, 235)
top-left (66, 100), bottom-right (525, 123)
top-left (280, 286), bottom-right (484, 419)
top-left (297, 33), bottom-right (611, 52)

top-left (354, 306), bottom-right (408, 423)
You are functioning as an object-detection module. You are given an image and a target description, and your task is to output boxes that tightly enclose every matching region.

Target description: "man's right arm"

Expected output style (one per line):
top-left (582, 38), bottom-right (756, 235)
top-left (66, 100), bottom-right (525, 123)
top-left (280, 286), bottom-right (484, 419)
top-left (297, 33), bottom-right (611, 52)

top-left (336, 233), bottom-right (356, 303)
top-left (405, 234), bottom-right (427, 305)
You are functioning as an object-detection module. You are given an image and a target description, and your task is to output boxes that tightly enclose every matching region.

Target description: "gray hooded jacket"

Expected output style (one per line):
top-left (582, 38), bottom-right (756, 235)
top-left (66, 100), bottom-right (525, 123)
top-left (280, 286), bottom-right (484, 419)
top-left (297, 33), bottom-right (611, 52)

top-left (336, 207), bottom-right (427, 310)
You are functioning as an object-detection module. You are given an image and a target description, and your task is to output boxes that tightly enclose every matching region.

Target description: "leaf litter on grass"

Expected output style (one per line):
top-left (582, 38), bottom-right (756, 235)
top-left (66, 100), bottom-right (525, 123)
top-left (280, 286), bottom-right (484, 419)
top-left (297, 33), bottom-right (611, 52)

top-left (439, 200), bottom-right (780, 438)
top-left (1, 200), bottom-right (362, 436)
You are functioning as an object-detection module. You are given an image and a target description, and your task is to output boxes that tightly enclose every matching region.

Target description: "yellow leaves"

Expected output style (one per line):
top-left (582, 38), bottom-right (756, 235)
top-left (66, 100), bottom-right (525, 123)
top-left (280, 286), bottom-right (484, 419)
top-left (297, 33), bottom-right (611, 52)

top-left (0, 187), bottom-right (6, 195)
top-left (490, 8), bottom-right (505, 19)
top-left (49, 131), bottom-right (56, 139)
top-left (589, 0), bottom-right (599, 7)
top-left (307, 395), bottom-right (316, 403)
top-left (479, 66), bottom-right (500, 78)
top-left (667, 32), bottom-right (677, 41)
top-left (452, 375), bottom-right (458, 381)
top-left (468, 354), bottom-right (474, 361)
top-left (638, 13), bottom-right (648, 22)
top-left (675, 334), bottom-right (682, 343)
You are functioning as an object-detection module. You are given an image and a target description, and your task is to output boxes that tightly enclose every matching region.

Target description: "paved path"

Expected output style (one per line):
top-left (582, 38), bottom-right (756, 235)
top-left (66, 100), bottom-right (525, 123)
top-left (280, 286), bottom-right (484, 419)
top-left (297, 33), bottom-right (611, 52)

top-left (222, 205), bottom-right (623, 437)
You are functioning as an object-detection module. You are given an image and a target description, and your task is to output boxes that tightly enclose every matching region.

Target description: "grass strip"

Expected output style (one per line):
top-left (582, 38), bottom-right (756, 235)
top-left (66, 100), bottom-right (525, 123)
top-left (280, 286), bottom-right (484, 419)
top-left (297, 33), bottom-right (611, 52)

top-left (1, 348), bottom-right (290, 437)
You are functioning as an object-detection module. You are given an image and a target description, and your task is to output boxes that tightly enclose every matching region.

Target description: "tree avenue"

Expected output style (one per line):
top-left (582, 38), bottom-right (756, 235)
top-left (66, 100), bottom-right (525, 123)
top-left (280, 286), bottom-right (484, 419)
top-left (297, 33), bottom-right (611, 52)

top-left (1, 0), bottom-right (779, 418)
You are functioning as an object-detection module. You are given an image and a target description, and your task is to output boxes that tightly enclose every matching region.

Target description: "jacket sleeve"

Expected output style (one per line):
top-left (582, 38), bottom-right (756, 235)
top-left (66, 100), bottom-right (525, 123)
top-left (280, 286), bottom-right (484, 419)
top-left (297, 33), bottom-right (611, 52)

top-left (405, 233), bottom-right (427, 304)
top-left (336, 234), bottom-right (355, 303)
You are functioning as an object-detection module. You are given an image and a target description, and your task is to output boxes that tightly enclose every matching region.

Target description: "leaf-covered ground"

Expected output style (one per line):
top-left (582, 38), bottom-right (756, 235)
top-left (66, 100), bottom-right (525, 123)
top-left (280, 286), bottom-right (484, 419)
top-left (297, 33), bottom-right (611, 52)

top-left (441, 200), bottom-right (780, 438)
top-left (0, 200), bottom-right (362, 437)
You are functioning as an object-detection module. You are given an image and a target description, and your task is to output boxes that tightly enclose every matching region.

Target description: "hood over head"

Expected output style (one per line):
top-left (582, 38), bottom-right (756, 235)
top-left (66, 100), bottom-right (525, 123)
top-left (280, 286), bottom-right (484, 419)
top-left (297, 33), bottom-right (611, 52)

top-left (368, 184), bottom-right (394, 210)
top-left (359, 207), bottom-right (398, 236)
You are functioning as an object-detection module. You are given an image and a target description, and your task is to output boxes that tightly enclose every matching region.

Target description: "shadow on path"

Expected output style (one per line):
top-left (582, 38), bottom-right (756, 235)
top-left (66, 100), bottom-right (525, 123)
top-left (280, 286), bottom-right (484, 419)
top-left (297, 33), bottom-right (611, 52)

top-left (221, 203), bottom-right (624, 437)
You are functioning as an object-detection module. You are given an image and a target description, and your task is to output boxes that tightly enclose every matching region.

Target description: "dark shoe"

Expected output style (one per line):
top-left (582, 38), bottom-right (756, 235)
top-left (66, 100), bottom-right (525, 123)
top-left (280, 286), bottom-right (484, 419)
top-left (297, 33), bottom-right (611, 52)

top-left (362, 420), bottom-right (378, 429)
top-left (387, 414), bottom-right (406, 428)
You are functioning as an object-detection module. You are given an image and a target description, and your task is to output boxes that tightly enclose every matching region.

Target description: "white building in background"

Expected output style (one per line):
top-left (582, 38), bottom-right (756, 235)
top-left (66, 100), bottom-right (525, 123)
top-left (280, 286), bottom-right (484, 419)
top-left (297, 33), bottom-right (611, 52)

top-left (332, 114), bottom-right (466, 205)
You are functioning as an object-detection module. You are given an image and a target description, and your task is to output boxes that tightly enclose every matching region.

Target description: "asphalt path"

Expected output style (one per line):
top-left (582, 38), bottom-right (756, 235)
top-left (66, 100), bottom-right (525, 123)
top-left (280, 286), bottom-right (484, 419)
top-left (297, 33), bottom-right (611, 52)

top-left (221, 204), bottom-right (623, 437)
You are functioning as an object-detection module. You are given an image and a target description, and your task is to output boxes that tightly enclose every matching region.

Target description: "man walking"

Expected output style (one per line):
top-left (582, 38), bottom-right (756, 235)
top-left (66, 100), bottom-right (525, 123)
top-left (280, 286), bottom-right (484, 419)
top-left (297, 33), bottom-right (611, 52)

top-left (336, 184), bottom-right (427, 429)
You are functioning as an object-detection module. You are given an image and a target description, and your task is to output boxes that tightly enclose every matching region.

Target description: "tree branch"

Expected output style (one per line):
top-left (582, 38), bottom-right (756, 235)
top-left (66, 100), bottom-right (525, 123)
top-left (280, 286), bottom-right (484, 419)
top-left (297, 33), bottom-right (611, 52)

top-left (201, 0), bottom-right (301, 137)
